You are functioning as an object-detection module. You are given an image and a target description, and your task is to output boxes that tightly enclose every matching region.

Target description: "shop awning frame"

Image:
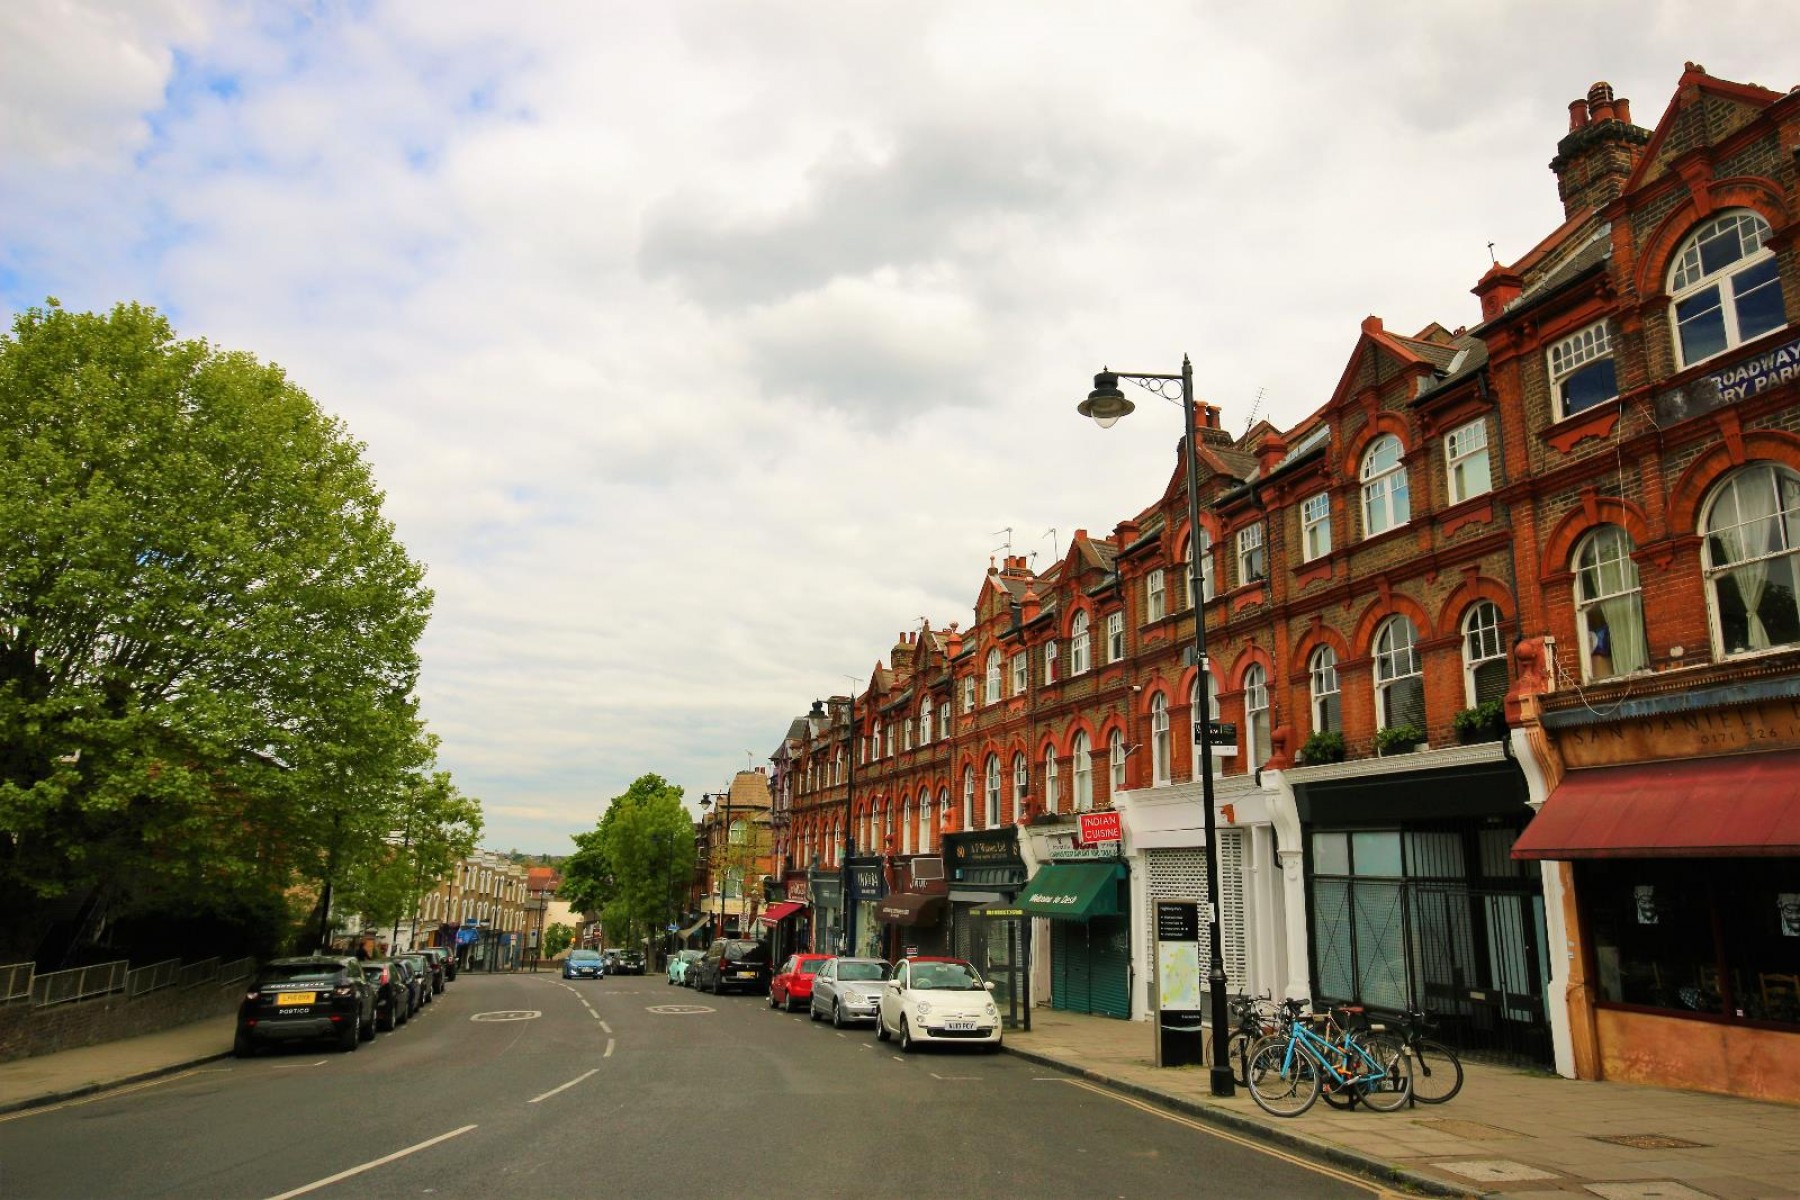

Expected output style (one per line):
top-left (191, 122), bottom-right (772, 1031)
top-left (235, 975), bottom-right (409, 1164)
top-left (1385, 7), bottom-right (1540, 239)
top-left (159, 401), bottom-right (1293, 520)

top-left (1513, 751), bottom-right (1800, 860)
top-left (756, 901), bottom-right (807, 926)
top-left (1016, 861), bottom-right (1127, 919)
top-left (873, 893), bottom-right (945, 927)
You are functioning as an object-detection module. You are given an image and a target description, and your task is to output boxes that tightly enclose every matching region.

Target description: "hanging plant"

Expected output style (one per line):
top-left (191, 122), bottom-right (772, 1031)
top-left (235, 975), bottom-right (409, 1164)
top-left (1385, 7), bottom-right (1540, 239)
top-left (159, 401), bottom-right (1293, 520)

top-left (1453, 699), bottom-right (1507, 743)
top-left (1299, 730), bottom-right (1346, 764)
top-left (1374, 724), bottom-right (1426, 755)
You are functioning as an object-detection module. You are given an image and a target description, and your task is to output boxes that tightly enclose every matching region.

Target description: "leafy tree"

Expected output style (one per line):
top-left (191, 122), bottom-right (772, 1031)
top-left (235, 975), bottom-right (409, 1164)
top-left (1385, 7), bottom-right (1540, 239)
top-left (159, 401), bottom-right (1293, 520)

top-left (562, 774), bottom-right (695, 951)
top-left (338, 767), bottom-right (483, 941)
top-left (0, 301), bottom-right (445, 960)
top-left (542, 922), bottom-right (574, 958)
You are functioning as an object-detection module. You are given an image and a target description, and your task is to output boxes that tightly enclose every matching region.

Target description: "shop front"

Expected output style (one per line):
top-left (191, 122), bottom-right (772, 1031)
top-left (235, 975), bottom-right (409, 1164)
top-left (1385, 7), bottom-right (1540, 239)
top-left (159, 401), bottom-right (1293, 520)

top-left (1513, 695), bottom-right (1800, 1102)
top-left (810, 872), bottom-right (843, 955)
top-left (944, 829), bottom-right (1029, 1029)
top-left (846, 858), bottom-right (885, 960)
top-left (1018, 856), bottom-right (1131, 1019)
top-left (873, 857), bottom-right (950, 960)
top-left (1292, 744), bottom-right (1550, 1065)
top-left (759, 873), bottom-right (812, 966)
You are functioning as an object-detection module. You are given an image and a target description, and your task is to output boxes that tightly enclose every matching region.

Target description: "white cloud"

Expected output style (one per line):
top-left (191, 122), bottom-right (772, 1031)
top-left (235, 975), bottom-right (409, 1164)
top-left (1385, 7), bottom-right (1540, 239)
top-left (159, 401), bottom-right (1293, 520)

top-left (4, 0), bottom-right (1796, 850)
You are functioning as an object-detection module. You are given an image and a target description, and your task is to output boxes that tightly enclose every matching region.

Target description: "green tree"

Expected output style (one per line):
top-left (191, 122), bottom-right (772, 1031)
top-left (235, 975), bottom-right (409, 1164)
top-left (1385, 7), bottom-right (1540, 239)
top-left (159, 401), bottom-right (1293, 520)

top-left (562, 774), bottom-right (694, 952)
top-left (0, 301), bottom-right (443, 959)
top-left (338, 768), bottom-right (483, 940)
top-left (542, 922), bottom-right (574, 958)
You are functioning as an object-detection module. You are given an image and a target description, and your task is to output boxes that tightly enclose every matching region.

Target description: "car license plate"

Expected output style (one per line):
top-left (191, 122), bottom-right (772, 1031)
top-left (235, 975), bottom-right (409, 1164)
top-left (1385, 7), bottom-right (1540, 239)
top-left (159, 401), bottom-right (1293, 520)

top-left (276, 992), bottom-right (313, 1007)
top-left (736, 971), bottom-right (756, 978)
top-left (944, 1020), bottom-right (977, 1031)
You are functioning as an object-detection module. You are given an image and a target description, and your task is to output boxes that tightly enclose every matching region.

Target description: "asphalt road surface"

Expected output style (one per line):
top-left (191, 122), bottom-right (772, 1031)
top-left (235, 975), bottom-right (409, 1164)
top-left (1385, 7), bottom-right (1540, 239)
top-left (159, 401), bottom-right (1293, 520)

top-left (0, 972), bottom-right (1387, 1199)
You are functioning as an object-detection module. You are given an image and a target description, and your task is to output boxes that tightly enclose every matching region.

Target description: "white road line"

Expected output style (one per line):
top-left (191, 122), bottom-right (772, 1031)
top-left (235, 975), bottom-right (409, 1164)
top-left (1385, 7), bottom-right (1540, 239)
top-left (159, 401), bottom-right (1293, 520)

top-left (835, 1032), bottom-right (846, 1038)
top-left (527, 1070), bottom-right (599, 1104)
top-left (599, 1021), bottom-right (613, 1034)
top-left (604, 1038), bottom-right (615, 1058)
top-left (264, 1125), bottom-right (478, 1200)
top-left (589, 1010), bottom-right (600, 1020)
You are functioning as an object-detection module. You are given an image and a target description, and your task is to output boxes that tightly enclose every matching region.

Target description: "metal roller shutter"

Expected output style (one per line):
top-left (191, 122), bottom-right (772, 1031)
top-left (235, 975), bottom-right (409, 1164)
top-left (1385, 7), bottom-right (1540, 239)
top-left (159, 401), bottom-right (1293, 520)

top-left (1145, 834), bottom-right (1249, 994)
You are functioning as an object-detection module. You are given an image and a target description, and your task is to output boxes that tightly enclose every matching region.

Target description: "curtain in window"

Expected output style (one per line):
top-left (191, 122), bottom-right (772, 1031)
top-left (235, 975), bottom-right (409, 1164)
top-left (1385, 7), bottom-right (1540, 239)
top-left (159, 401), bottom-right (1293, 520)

top-left (1708, 467), bottom-right (1790, 652)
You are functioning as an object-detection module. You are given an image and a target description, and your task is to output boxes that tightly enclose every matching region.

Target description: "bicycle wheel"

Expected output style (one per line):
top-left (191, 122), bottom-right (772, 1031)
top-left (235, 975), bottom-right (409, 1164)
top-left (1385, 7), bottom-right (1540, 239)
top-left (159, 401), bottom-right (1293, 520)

top-left (1353, 1032), bottom-right (1413, 1112)
top-left (1227, 1029), bottom-right (1255, 1088)
top-left (1406, 1037), bottom-right (1464, 1104)
top-left (1246, 1037), bottom-right (1321, 1118)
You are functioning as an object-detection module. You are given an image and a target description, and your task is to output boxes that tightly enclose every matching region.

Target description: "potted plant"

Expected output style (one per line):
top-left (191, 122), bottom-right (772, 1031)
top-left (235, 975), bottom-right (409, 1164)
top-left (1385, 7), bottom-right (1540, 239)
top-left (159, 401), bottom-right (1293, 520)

top-left (1299, 730), bottom-right (1346, 765)
top-left (1453, 699), bottom-right (1507, 744)
top-left (1374, 724), bottom-right (1426, 755)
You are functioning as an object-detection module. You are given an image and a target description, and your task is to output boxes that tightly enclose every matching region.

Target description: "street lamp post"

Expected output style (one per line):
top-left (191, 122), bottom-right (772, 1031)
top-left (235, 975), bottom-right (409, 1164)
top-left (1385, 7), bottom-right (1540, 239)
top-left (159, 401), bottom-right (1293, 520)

top-left (839, 690), bottom-right (858, 957)
top-left (699, 791), bottom-right (734, 938)
top-left (1079, 355), bottom-right (1236, 1098)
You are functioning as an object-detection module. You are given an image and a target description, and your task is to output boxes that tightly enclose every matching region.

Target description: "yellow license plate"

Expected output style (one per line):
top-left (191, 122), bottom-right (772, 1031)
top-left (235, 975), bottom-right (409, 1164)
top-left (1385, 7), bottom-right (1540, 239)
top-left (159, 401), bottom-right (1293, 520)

top-left (276, 991), bottom-right (314, 1006)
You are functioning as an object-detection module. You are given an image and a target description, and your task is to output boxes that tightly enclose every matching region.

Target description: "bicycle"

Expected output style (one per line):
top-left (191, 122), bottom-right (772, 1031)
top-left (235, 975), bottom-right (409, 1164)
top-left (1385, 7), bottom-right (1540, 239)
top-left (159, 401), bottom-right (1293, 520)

top-left (1225, 994), bottom-right (1283, 1087)
top-left (1314, 1004), bottom-right (1409, 1111)
top-left (1244, 1001), bottom-right (1411, 1118)
top-left (1388, 1006), bottom-right (1464, 1105)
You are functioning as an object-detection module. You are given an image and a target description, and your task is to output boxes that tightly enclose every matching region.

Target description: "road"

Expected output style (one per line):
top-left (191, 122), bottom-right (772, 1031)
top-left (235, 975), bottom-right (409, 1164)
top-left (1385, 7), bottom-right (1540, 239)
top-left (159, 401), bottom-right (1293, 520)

top-left (0, 972), bottom-right (1384, 1199)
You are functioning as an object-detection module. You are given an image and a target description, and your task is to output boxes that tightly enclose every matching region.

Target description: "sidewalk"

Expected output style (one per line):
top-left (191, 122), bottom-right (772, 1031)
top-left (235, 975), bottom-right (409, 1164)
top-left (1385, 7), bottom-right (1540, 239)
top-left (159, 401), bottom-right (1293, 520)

top-left (1005, 1009), bottom-right (1800, 1199)
top-left (0, 1013), bottom-right (235, 1115)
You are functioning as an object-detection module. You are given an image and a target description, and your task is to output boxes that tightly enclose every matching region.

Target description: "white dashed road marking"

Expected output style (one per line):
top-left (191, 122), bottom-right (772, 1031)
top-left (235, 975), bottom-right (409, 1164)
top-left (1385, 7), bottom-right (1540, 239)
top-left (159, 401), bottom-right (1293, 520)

top-left (263, 1124), bottom-right (478, 1200)
top-left (528, 1070), bottom-right (598, 1104)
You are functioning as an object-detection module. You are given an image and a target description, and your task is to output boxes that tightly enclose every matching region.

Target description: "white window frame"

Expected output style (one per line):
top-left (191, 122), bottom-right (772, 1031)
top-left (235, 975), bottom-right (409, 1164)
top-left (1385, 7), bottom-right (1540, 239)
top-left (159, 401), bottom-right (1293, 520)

top-left (1462, 600), bottom-right (1508, 706)
top-left (1701, 464), bottom-right (1800, 659)
top-left (1070, 611), bottom-right (1091, 675)
top-left (1072, 732), bottom-right (1093, 811)
top-left (962, 676), bottom-right (975, 713)
top-left (1244, 664), bottom-right (1269, 772)
top-left (902, 718), bottom-right (913, 751)
top-left (1309, 645), bottom-right (1340, 734)
top-left (1301, 492), bottom-right (1331, 563)
top-left (1575, 524), bottom-right (1649, 681)
top-left (918, 701), bottom-right (932, 745)
top-left (1012, 751), bottom-right (1028, 811)
top-left (1373, 615), bottom-right (1424, 731)
top-left (1669, 210), bottom-right (1787, 369)
top-left (1446, 418), bottom-right (1492, 505)
top-left (962, 768), bottom-right (975, 831)
top-left (1105, 610), bottom-right (1125, 662)
top-left (1044, 638), bottom-right (1058, 683)
top-left (1011, 652), bottom-right (1027, 696)
top-left (1043, 746), bottom-right (1060, 813)
top-left (1236, 523), bottom-right (1266, 584)
top-left (1548, 320), bottom-right (1619, 419)
top-left (985, 755), bottom-right (1002, 827)
top-left (1146, 568), bottom-right (1166, 622)
top-left (938, 699), bottom-right (950, 736)
top-left (1109, 729), bottom-right (1126, 795)
top-left (1150, 693), bottom-right (1171, 786)
top-left (1360, 435), bottom-right (1411, 538)
top-left (985, 649), bottom-right (1002, 705)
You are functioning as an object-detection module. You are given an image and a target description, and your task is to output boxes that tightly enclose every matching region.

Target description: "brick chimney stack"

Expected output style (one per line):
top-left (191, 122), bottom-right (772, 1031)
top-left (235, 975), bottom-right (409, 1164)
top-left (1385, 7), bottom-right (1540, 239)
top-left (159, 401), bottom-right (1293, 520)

top-left (1551, 81), bottom-right (1650, 220)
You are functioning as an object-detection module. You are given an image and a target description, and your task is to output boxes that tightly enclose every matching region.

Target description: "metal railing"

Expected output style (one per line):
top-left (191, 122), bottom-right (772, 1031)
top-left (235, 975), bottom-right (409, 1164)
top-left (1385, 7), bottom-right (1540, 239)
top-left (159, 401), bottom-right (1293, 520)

top-left (176, 958), bottom-right (220, 989)
top-left (0, 962), bottom-right (32, 1003)
top-left (125, 958), bottom-right (182, 998)
top-left (218, 957), bottom-right (254, 986)
top-left (30, 960), bottom-right (128, 1007)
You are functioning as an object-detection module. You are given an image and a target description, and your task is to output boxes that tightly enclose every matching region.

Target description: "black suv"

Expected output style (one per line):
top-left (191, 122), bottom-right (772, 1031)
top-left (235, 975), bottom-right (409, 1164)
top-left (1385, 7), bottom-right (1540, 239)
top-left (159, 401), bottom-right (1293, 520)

top-left (236, 956), bottom-right (375, 1055)
top-left (611, 951), bottom-right (646, 976)
top-left (693, 939), bottom-right (771, 995)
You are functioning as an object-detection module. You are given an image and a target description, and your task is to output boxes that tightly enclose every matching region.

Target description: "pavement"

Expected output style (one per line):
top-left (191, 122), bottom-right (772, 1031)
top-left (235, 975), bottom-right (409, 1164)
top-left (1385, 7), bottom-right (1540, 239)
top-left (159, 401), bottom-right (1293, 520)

top-left (3, 1002), bottom-right (1796, 1199)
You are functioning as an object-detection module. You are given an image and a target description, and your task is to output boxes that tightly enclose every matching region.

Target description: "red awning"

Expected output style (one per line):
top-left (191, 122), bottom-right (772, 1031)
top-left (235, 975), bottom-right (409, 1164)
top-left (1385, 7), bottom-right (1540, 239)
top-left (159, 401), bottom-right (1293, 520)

top-left (757, 901), bottom-right (807, 926)
top-left (1513, 751), bottom-right (1800, 860)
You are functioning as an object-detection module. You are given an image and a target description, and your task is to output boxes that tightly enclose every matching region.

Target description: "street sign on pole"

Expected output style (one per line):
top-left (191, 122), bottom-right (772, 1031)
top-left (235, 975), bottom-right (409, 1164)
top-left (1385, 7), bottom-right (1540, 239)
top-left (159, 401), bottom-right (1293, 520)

top-left (1195, 721), bottom-right (1239, 756)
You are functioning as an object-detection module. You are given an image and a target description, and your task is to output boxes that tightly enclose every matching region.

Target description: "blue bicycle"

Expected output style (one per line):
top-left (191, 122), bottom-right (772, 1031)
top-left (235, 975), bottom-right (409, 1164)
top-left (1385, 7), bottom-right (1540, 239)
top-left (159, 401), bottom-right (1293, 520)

top-left (1244, 1001), bottom-right (1412, 1117)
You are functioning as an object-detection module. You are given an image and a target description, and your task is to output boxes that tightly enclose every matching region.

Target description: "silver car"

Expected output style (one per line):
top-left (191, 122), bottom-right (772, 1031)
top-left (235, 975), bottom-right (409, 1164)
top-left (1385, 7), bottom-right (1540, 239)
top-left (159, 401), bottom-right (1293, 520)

top-left (809, 957), bottom-right (890, 1028)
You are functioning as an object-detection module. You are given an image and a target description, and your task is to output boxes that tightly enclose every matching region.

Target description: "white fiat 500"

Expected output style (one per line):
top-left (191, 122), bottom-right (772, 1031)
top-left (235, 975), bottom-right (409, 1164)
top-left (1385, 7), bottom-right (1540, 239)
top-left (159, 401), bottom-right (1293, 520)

top-left (876, 957), bottom-right (1002, 1052)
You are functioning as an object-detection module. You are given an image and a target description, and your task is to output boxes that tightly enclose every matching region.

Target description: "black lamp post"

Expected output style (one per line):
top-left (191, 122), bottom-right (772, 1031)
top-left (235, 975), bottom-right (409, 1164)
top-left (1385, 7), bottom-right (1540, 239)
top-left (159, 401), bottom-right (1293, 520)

top-left (699, 791), bottom-right (734, 938)
top-left (839, 690), bottom-right (858, 957)
top-left (1080, 355), bottom-right (1236, 1098)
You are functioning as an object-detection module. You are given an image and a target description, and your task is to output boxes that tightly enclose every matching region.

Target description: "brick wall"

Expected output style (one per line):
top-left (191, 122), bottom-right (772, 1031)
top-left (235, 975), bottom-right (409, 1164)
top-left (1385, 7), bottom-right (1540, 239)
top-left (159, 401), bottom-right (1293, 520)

top-left (0, 983), bottom-right (240, 1064)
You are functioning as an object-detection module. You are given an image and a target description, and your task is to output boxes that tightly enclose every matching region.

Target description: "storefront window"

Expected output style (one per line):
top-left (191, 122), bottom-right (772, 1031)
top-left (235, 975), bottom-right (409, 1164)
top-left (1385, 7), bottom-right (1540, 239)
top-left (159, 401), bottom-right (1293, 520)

top-left (1584, 858), bottom-right (1799, 1027)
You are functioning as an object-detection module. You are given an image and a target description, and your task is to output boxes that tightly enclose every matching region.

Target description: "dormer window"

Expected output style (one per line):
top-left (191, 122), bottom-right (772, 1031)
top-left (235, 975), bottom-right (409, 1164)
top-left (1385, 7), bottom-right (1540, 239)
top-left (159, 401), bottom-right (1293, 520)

top-left (1669, 210), bottom-right (1787, 368)
top-left (1549, 321), bottom-right (1618, 418)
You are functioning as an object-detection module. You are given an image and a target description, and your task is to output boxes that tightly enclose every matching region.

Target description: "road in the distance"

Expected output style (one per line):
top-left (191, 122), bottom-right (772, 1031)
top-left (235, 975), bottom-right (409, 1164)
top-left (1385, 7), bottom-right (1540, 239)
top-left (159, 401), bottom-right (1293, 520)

top-left (0, 972), bottom-right (1385, 1200)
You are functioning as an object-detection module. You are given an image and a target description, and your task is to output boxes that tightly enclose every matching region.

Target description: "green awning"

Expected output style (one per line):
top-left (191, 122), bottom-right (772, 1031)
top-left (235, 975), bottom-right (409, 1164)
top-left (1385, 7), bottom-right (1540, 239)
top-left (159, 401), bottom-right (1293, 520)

top-left (1016, 862), bottom-right (1126, 920)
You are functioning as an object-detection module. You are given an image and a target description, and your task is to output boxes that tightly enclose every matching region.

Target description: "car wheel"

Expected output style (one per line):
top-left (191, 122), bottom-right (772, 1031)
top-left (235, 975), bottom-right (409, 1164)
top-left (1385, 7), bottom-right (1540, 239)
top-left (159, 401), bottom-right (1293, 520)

top-left (785, 994), bottom-right (798, 1013)
top-left (337, 1019), bottom-right (359, 1053)
top-left (809, 1001), bottom-right (822, 1022)
top-left (832, 1001), bottom-right (845, 1029)
top-left (768, 988), bottom-right (779, 1009)
top-left (359, 1013), bottom-right (376, 1042)
top-left (877, 1013), bottom-right (891, 1042)
top-left (900, 1019), bottom-right (916, 1054)
top-left (378, 1006), bottom-right (395, 1033)
top-left (232, 1029), bottom-right (256, 1058)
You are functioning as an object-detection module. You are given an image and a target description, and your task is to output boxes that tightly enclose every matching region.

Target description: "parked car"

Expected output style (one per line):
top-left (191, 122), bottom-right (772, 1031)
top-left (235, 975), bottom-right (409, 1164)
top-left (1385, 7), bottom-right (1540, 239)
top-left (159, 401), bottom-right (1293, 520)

top-left (391, 957), bottom-right (425, 1016)
top-left (666, 949), bottom-right (703, 986)
top-left (876, 957), bottom-right (1002, 1052)
top-left (612, 950), bottom-right (646, 976)
top-left (429, 946), bottom-right (458, 981)
top-left (692, 939), bottom-right (772, 995)
top-left (360, 959), bottom-right (413, 1032)
top-left (563, 949), bottom-right (605, 980)
top-left (396, 953), bottom-right (436, 1005)
top-left (416, 948), bottom-right (449, 993)
top-left (809, 957), bottom-right (889, 1027)
top-left (235, 956), bottom-right (375, 1056)
top-left (769, 953), bottom-right (833, 1012)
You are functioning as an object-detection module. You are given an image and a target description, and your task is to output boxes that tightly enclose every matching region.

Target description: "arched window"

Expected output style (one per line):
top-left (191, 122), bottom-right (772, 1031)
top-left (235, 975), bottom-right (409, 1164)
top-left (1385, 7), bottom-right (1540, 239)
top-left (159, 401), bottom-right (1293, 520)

top-left (1043, 746), bottom-right (1060, 813)
top-left (1703, 463), bottom-right (1800, 657)
top-left (961, 768), bottom-right (975, 831)
top-left (1109, 729), bottom-right (1127, 795)
top-left (1150, 693), bottom-right (1171, 786)
top-left (1072, 732), bottom-right (1093, 811)
top-left (1183, 530), bottom-right (1215, 607)
top-left (1373, 615), bottom-right (1425, 730)
top-left (1190, 674), bottom-right (1220, 778)
top-left (985, 755), bottom-right (1002, 827)
top-left (1669, 210), bottom-right (1787, 368)
top-left (1070, 611), bottom-right (1091, 674)
top-left (1575, 525), bottom-right (1648, 680)
top-left (1012, 752), bottom-right (1028, 812)
top-left (934, 787), bottom-right (949, 851)
top-left (833, 749), bottom-right (842, 785)
top-left (915, 794), bottom-right (929, 854)
top-left (985, 649), bottom-right (1002, 704)
top-left (1462, 601), bottom-right (1508, 705)
top-left (1361, 435), bottom-right (1411, 537)
top-left (900, 797), bottom-right (913, 854)
top-left (918, 700), bottom-right (932, 744)
top-left (1310, 646), bottom-right (1340, 733)
top-left (1244, 664), bottom-right (1270, 772)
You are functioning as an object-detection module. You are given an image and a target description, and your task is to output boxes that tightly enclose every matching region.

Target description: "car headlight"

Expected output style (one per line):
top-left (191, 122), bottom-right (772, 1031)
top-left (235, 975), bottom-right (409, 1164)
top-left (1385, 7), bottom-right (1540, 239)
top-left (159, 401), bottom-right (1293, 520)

top-left (985, 1003), bottom-right (998, 1017)
top-left (915, 1001), bottom-right (932, 1016)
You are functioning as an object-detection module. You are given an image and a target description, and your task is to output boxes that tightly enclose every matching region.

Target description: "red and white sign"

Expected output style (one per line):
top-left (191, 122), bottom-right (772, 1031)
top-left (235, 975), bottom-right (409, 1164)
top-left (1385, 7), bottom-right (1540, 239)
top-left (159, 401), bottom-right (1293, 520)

top-left (1078, 810), bottom-right (1122, 846)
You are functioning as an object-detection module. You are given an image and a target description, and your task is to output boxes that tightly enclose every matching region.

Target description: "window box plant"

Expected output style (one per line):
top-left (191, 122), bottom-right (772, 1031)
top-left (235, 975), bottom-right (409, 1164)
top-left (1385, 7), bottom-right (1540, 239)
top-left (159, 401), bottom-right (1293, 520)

top-left (1299, 730), bottom-right (1346, 765)
top-left (1374, 724), bottom-right (1426, 755)
top-left (1453, 699), bottom-right (1507, 744)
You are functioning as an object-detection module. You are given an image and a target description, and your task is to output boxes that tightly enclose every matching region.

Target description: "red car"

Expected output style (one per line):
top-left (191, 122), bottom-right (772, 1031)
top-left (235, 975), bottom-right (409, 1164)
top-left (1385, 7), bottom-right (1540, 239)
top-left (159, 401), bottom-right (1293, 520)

top-left (769, 954), bottom-right (834, 1012)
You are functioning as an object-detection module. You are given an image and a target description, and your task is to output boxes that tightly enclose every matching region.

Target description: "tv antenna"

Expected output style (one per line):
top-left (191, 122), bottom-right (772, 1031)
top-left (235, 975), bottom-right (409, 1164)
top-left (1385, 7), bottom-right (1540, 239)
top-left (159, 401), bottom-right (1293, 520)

top-left (1043, 527), bottom-right (1059, 562)
top-left (991, 526), bottom-right (1013, 555)
top-left (1244, 386), bottom-right (1266, 434)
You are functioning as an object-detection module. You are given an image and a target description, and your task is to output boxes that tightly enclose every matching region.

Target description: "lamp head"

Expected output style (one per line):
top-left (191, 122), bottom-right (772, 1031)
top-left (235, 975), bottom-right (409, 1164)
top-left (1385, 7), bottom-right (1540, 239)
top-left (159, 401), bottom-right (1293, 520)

top-left (1078, 370), bottom-right (1134, 429)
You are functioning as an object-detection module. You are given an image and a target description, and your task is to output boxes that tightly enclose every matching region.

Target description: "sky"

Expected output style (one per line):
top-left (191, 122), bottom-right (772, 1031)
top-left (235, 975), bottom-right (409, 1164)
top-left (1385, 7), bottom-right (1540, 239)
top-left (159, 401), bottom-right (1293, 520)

top-left (3, 2), bottom-right (1795, 854)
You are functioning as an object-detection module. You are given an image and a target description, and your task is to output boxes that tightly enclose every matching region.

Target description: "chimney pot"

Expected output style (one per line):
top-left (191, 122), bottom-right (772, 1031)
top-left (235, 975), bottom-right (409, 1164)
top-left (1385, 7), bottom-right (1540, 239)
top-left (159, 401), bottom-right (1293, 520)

top-left (1615, 98), bottom-right (1631, 125)
top-left (1568, 99), bottom-right (1590, 131)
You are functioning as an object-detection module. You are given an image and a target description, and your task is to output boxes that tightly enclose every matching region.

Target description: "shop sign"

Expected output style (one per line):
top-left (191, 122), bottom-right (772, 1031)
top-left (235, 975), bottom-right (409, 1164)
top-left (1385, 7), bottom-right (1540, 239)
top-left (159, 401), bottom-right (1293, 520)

top-left (849, 865), bottom-right (882, 896)
top-left (1052, 846), bottom-right (1119, 861)
top-left (785, 877), bottom-right (810, 902)
top-left (1078, 810), bottom-right (1122, 845)
top-left (1194, 721), bottom-right (1239, 757)
top-left (976, 906), bottom-right (1023, 919)
top-left (945, 830), bottom-right (1021, 870)
top-left (1655, 334), bottom-right (1800, 424)
top-left (1558, 696), bottom-right (1800, 768)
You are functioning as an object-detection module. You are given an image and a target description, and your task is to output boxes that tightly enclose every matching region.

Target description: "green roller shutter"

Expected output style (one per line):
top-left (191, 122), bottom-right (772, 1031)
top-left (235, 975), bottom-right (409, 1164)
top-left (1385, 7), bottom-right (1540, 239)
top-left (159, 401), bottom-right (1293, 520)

top-left (1087, 915), bottom-right (1131, 1019)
